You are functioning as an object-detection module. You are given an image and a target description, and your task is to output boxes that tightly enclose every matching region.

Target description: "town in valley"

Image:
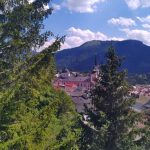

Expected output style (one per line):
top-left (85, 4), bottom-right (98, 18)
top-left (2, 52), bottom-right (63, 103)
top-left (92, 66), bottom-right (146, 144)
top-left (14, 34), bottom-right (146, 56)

top-left (53, 62), bottom-right (150, 117)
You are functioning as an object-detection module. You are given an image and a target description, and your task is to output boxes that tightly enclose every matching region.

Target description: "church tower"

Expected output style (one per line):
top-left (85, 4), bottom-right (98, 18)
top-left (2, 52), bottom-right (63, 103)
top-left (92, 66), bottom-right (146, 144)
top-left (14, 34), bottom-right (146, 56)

top-left (94, 55), bottom-right (97, 66)
top-left (90, 55), bottom-right (100, 83)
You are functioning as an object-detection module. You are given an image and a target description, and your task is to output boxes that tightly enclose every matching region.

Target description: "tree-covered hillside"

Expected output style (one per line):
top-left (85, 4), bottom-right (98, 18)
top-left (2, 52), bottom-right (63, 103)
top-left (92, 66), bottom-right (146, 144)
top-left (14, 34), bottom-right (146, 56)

top-left (55, 40), bottom-right (150, 73)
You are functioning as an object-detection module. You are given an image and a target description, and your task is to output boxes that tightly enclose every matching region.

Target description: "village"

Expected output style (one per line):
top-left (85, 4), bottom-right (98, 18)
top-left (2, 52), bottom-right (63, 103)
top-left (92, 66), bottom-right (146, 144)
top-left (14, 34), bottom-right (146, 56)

top-left (53, 64), bottom-right (150, 116)
top-left (131, 85), bottom-right (150, 116)
top-left (53, 64), bottom-right (99, 112)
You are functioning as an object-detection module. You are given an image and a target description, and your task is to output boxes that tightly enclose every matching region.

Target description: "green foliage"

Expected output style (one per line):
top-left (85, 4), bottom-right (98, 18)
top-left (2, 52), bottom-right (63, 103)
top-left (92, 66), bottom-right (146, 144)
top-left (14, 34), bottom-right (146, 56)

top-left (80, 46), bottom-right (149, 150)
top-left (0, 0), bottom-right (53, 66)
top-left (0, 42), bottom-right (80, 149)
top-left (0, 1), bottom-right (81, 149)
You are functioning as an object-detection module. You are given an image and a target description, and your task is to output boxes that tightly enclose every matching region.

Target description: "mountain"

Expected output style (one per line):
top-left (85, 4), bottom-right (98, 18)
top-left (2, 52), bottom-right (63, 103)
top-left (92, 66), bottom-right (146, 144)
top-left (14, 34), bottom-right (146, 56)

top-left (55, 40), bottom-right (150, 73)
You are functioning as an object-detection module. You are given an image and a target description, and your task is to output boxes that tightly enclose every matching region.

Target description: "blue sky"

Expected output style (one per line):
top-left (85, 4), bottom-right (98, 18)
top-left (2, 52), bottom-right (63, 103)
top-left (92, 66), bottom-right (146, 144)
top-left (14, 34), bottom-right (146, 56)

top-left (42, 0), bottom-right (150, 50)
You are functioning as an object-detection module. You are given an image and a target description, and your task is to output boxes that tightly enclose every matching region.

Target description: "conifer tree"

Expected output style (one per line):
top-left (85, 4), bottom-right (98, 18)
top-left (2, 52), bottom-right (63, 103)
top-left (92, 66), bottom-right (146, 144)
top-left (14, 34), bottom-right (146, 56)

top-left (0, 0), bottom-right (81, 149)
top-left (80, 46), bottom-right (149, 150)
top-left (0, 39), bottom-right (80, 149)
top-left (0, 0), bottom-right (53, 66)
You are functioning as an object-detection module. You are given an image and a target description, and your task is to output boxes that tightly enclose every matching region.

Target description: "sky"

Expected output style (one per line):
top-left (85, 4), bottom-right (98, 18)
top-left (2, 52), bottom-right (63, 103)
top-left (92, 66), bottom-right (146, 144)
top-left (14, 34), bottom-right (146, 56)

top-left (42, 0), bottom-right (150, 50)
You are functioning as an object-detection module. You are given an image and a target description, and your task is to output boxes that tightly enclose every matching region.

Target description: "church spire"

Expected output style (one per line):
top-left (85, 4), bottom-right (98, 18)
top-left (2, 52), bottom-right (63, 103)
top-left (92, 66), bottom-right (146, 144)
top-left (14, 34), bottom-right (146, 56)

top-left (94, 55), bottom-right (97, 66)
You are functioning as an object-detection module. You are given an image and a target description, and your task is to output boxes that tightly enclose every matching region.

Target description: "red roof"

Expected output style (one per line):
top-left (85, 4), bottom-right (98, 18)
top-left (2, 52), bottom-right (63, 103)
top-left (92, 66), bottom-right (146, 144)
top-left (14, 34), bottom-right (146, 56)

top-left (65, 83), bottom-right (77, 88)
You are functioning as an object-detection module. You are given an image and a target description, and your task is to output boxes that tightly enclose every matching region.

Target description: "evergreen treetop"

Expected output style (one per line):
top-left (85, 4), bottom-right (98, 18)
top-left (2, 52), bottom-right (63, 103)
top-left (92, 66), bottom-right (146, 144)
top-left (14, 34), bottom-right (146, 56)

top-left (80, 46), bottom-right (150, 150)
top-left (0, 36), bottom-right (80, 150)
top-left (0, 1), bottom-right (81, 149)
top-left (0, 0), bottom-right (53, 66)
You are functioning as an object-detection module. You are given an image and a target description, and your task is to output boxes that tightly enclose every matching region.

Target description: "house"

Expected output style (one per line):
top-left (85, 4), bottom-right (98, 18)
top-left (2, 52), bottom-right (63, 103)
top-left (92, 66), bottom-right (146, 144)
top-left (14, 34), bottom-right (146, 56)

top-left (53, 64), bottom-right (99, 112)
top-left (54, 65), bottom-right (100, 92)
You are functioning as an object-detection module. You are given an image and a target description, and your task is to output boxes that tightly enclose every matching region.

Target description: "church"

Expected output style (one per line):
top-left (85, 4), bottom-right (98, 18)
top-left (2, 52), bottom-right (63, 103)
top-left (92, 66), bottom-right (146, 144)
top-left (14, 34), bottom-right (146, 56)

top-left (53, 64), bottom-right (100, 93)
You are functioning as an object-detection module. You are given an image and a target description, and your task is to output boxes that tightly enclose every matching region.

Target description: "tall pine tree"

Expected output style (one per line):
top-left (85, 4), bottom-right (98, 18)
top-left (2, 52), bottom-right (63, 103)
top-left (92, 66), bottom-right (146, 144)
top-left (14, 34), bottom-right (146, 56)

top-left (80, 46), bottom-right (149, 150)
top-left (0, 40), bottom-right (80, 149)
top-left (0, 0), bottom-right (53, 66)
top-left (0, 0), bottom-right (81, 149)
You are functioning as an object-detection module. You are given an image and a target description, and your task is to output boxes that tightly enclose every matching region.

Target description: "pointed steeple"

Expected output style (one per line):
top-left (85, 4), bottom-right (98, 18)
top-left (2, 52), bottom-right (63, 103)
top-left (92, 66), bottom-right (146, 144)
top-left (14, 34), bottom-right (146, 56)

top-left (94, 55), bottom-right (97, 66)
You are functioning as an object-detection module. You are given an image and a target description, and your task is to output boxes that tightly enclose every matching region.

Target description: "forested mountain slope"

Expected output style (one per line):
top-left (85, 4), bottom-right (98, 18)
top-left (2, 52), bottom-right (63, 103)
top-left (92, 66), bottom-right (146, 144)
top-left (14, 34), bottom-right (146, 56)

top-left (55, 40), bottom-right (150, 73)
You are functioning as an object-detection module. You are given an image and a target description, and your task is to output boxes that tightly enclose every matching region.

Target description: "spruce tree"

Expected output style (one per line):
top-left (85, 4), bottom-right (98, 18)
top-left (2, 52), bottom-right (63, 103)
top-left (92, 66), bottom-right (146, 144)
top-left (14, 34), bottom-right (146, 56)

top-left (0, 39), bottom-right (80, 149)
top-left (80, 46), bottom-right (149, 150)
top-left (0, 0), bottom-right (53, 66)
top-left (0, 0), bottom-right (81, 149)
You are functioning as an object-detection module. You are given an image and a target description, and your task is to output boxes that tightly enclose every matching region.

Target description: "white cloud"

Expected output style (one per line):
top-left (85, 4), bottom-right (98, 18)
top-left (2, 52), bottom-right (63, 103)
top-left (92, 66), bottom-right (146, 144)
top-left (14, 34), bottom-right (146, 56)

top-left (121, 28), bottom-right (150, 46)
top-left (124, 0), bottom-right (150, 9)
top-left (108, 17), bottom-right (136, 27)
top-left (124, 0), bottom-right (140, 9)
top-left (52, 3), bottom-right (61, 11)
top-left (39, 27), bottom-right (124, 51)
top-left (142, 24), bottom-right (150, 30)
top-left (61, 27), bottom-right (108, 49)
top-left (62, 0), bottom-right (106, 13)
top-left (37, 39), bottom-right (55, 52)
top-left (141, 0), bottom-right (150, 7)
top-left (137, 16), bottom-right (150, 30)
top-left (28, 0), bottom-right (49, 10)
top-left (67, 27), bottom-right (107, 40)
top-left (43, 4), bottom-right (49, 10)
top-left (28, 0), bottom-right (35, 4)
top-left (61, 27), bottom-right (124, 49)
top-left (137, 15), bottom-right (150, 24)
